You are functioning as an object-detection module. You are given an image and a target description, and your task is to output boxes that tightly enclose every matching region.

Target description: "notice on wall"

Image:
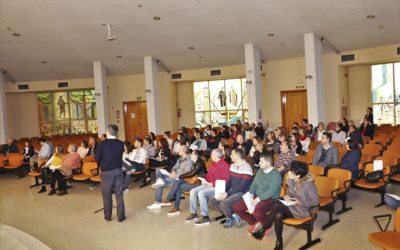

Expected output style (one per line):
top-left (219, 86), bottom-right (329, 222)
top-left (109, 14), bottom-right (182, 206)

top-left (131, 113), bottom-right (136, 119)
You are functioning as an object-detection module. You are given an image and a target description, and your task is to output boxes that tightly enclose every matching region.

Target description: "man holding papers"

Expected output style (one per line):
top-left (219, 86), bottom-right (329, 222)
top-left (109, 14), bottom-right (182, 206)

top-left (209, 148), bottom-right (254, 228)
top-left (147, 145), bottom-right (193, 210)
top-left (234, 153), bottom-right (282, 233)
top-left (185, 149), bottom-right (230, 226)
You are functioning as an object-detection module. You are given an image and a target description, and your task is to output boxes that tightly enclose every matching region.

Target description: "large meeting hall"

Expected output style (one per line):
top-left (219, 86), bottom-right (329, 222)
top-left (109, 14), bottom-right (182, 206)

top-left (0, 1), bottom-right (399, 250)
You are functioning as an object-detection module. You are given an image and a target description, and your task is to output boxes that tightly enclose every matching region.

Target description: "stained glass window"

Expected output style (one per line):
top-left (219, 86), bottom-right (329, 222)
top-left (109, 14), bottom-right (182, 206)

top-left (372, 63), bottom-right (400, 125)
top-left (194, 78), bottom-right (247, 127)
top-left (37, 89), bottom-right (97, 136)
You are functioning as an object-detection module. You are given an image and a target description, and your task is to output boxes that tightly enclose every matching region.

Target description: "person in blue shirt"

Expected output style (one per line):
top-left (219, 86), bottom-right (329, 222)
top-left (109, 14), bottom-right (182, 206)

top-left (340, 139), bottom-right (361, 179)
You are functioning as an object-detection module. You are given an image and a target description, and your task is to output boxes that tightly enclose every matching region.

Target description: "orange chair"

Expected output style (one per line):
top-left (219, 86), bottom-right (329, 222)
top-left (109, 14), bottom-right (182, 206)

top-left (368, 208), bottom-right (400, 249)
top-left (308, 165), bottom-right (324, 176)
top-left (73, 162), bottom-right (98, 181)
top-left (353, 163), bottom-right (391, 207)
top-left (3, 153), bottom-right (24, 170)
top-left (315, 176), bottom-right (340, 230)
top-left (327, 168), bottom-right (353, 215)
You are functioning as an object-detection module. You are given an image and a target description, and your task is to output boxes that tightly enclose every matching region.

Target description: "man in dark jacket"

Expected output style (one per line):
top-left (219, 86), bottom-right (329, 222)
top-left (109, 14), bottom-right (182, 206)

top-left (1, 137), bottom-right (19, 155)
top-left (207, 129), bottom-right (220, 150)
top-left (348, 125), bottom-right (364, 148)
top-left (95, 125), bottom-right (125, 222)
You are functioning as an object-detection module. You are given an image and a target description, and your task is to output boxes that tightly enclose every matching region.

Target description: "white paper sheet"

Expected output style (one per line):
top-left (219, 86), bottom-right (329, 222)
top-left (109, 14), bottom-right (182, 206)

top-left (278, 199), bottom-right (297, 206)
top-left (242, 192), bottom-right (255, 214)
top-left (214, 180), bottom-right (226, 198)
top-left (373, 160), bottom-right (383, 171)
top-left (386, 193), bottom-right (400, 200)
top-left (159, 169), bottom-right (170, 177)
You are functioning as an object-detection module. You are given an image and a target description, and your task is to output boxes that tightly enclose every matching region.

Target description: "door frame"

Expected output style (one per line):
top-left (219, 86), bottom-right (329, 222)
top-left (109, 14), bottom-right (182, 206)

top-left (122, 101), bottom-right (147, 140)
top-left (280, 89), bottom-right (307, 129)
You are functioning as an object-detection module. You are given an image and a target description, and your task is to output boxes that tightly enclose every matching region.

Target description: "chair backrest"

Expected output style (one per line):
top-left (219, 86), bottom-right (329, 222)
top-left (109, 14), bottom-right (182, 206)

top-left (309, 165), bottom-right (324, 176)
top-left (8, 153), bottom-right (23, 166)
top-left (327, 168), bottom-right (352, 193)
top-left (205, 160), bottom-right (214, 169)
top-left (314, 176), bottom-right (339, 198)
top-left (82, 162), bottom-right (97, 175)
top-left (395, 208), bottom-right (400, 232)
top-left (374, 156), bottom-right (398, 168)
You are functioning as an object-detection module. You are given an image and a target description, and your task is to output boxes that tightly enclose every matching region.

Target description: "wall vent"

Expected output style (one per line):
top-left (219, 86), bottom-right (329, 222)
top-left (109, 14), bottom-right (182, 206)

top-left (171, 73), bottom-right (182, 79)
top-left (210, 69), bottom-right (221, 76)
top-left (397, 47), bottom-right (400, 55)
top-left (58, 82), bottom-right (68, 88)
top-left (341, 54), bottom-right (355, 62)
top-left (18, 84), bottom-right (29, 90)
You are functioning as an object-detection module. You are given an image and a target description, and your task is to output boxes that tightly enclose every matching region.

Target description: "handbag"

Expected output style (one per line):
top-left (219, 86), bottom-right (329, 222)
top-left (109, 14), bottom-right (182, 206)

top-left (365, 170), bottom-right (384, 183)
top-left (391, 165), bottom-right (400, 176)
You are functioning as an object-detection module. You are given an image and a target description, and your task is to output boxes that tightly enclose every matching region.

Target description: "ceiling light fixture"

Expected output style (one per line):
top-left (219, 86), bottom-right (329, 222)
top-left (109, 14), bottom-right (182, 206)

top-left (116, 55), bottom-right (122, 58)
top-left (12, 33), bottom-right (20, 37)
top-left (153, 16), bottom-right (161, 21)
top-left (366, 15), bottom-right (375, 19)
top-left (267, 33), bottom-right (275, 37)
top-left (137, 4), bottom-right (143, 8)
top-left (41, 61), bottom-right (47, 64)
top-left (188, 46), bottom-right (195, 50)
top-left (101, 23), bottom-right (117, 41)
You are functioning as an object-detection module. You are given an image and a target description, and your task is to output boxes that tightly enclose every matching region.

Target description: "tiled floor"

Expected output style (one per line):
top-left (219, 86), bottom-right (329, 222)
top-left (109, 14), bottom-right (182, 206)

top-left (0, 173), bottom-right (398, 250)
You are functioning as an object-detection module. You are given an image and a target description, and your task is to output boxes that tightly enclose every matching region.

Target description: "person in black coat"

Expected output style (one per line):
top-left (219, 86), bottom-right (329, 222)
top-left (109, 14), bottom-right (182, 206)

top-left (254, 122), bottom-right (265, 139)
top-left (340, 139), bottom-right (361, 179)
top-left (1, 137), bottom-right (19, 155)
top-left (359, 118), bottom-right (374, 140)
top-left (95, 124), bottom-right (125, 222)
top-left (207, 129), bottom-right (220, 150)
top-left (218, 125), bottom-right (230, 139)
top-left (348, 125), bottom-right (363, 148)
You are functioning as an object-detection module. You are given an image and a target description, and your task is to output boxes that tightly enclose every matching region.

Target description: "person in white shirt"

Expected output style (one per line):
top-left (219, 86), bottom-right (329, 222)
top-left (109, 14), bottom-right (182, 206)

top-left (332, 123), bottom-right (347, 145)
top-left (123, 138), bottom-right (148, 191)
top-left (164, 131), bottom-right (174, 151)
top-left (77, 140), bottom-right (89, 159)
top-left (190, 130), bottom-right (207, 151)
top-left (299, 128), bottom-right (311, 154)
top-left (315, 122), bottom-right (325, 142)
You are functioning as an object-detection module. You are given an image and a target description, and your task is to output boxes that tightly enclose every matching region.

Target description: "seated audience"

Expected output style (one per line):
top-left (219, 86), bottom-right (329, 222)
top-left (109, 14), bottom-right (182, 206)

top-left (266, 131), bottom-right (280, 155)
top-left (1, 137), bottom-right (19, 155)
top-left (190, 129), bottom-right (207, 151)
top-left (185, 149), bottom-right (230, 226)
top-left (218, 125), bottom-right (230, 139)
top-left (274, 141), bottom-right (296, 173)
top-left (143, 135), bottom-right (157, 158)
top-left (77, 140), bottom-right (89, 159)
top-left (301, 119), bottom-right (309, 129)
top-left (232, 134), bottom-right (251, 155)
top-left (230, 125), bottom-right (240, 141)
top-left (87, 136), bottom-right (97, 156)
top-left (248, 136), bottom-right (259, 157)
top-left (312, 132), bottom-right (339, 168)
top-left (299, 128), bottom-right (310, 154)
top-left (208, 148), bottom-right (254, 228)
top-left (253, 139), bottom-right (268, 167)
top-left (254, 122), bottom-right (265, 139)
top-left (167, 150), bottom-right (208, 216)
top-left (338, 117), bottom-right (349, 133)
top-left (332, 123), bottom-right (347, 145)
top-left (207, 129), bottom-right (220, 150)
top-left (340, 139), bottom-right (361, 179)
top-left (164, 131), bottom-right (174, 150)
top-left (34, 137), bottom-right (52, 167)
top-left (147, 145), bottom-right (193, 210)
top-left (149, 138), bottom-right (171, 168)
top-left (359, 117), bottom-right (374, 140)
top-left (39, 145), bottom-right (64, 194)
top-left (234, 153), bottom-right (282, 233)
top-left (99, 134), bottom-right (107, 141)
top-left (314, 122), bottom-right (325, 141)
top-left (223, 144), bottom-right (233, 165)
top-left (22, 140), bottom-right (35, 169)
top-left (203, 125), bottom-right (212, 137)
top-left (242, 122), bottom-right (251, 140)
top-left (289, 133), bottom-right (302, 155)
top-left (274, 127), bottom-right (286, 143)
top-left (123, 139), bottom-right (147, 191)
top-left (251, 161), bottom-right (319, 250)
top-left (348, 124), bottom-right (363, 148)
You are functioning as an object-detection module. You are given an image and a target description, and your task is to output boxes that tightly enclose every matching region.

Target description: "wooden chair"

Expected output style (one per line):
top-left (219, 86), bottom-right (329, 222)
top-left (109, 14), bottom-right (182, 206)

top-left (73, 162), bottom-right (97, 181)
top-left (327, 168), bottom-right (353, 215)
top-left (368, 208), bottom-right (400, 249)
top-left (315, 176), bottom-right (340, 230)
top-left (308, 165), bottom-right (324, 176)
top-left (353, 163), bottom-right (391, 207)
top-left (3, 153), bottom-right (24, 170)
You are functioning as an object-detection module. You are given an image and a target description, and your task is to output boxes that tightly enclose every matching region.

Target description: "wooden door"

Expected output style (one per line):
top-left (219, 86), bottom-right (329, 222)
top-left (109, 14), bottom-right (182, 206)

top-left (281, 90), bottom-right (308, 133)
top-left (123, 101), bottom-right (148, 141)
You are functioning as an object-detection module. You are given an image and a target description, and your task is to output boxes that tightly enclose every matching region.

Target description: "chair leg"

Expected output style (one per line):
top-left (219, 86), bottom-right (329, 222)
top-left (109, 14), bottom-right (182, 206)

top-left (321, 204), bottom-right (340, 230)
top-left (139, 172), bottom-right (150, 188)
top-left (336, 195), bottom-right (353, 215)
top-left (29, 176), bottom-right (42, 188)
top-left (214, 214), bottom-right (226, 223)
top-left (374, 188), bottom-right (386, 208)
top-left (299, 223), bottom-right (321, 250)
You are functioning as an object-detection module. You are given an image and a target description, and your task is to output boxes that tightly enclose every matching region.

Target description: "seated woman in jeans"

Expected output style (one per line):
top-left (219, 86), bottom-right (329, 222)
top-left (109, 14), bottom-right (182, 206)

top-left (385, 193), bottom-right (400, 210)
top-left (251, 161), bottom-right (319, 250)
top-left (166, 150), bottom-right (207, 216)
top-left (149, 138), bottom-right (171, 168)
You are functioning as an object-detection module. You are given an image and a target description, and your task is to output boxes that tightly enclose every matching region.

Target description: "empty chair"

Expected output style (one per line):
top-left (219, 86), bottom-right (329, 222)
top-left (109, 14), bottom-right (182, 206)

top-left (327, 168), bottom-right (353, 215)
top-left (368, 208), bottom-right (400, 249)
top-left (308, 165), bottom-right (324, 176)
top-left (315, 176), bottom-right (340, 230)
top-left (73, 162), bottom-right (98, 181)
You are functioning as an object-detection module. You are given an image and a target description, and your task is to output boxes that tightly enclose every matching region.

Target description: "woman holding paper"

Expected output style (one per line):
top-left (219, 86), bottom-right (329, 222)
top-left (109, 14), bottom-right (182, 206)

top-left (233, 153), bottom-right (282, 233)
top-left (251, 161), bottom-right (319, 250)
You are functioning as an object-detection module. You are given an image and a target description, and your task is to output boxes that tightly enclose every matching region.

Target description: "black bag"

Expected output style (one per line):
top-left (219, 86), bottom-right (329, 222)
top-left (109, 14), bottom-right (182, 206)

top-left (391, 165), bottom-right (400, 176)
top-left (365, 170), bottom-right (384, 183)
top-left (3, 160), bottom-right (9, 166)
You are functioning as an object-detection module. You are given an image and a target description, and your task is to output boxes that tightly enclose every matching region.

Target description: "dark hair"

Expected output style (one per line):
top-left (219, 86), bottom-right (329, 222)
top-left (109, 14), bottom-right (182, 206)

top-left (39, 137), bottom-right (46, 143)
top-left (302, 118), bottom-right (308, 124)
top-left (212, 128), bottom-right (217, 134)
top-left (349, 125), bottom-right (357, 130)
top-left (124, 140), bottom-right (132, 153)
top-left (144, 135), bottom-right (153, 144)
top-left (232, 148), bottom-right (245, 159)
top-left (223, 145), bottom-right (232, 164)
top-left (134, 138), bottom-right (144, 147)
top-left (206, 125), bottom-right (212, 130)
top-left (191, 150), bottom-right (202, 159)
top-left (159, 138), bottom-right (169, 150)
top-left (81, 140), bottom-right (89, 148)
top-left (346, 139), bottom-right (358, 150)
top-left (367, 107), bottom-right (372, 112)
top-left (181, 127), bottom-right (188, 135)
top-left (291, 127), bottom-right (299, 134)
top-left (323, 132), bottom-right (332, 142)
top-left (150, 132), bottom-right (156, 141)
top-left (290, 161), bottom-right (309, 178)
top-left (259, 152), bottom-right (273, 165)
top-left (164, 131), bottom-right (171, 137)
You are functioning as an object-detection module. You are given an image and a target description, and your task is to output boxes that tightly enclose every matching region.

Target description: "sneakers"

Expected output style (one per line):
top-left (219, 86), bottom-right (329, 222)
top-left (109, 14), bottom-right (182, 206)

top-left (233, 214), bottom-right (241, 228)
top-left (185, 214), bottom-right (199, 223)
top-left (88, 184), bottom-right (96, 190)
top-left (194, 216), bottom-right (211, 226)
top-left (222, 218), bottom-right (236, 228)
top-left (159, 201), bottom-right (172, 207)
top-left (167, 207), bottom-right (181, 216)
top-left (151, 178), bottom-right (166, 189)
top-left (124, 188), bottom-right (130, 193)
top-left (147, 202), bottom-right (162, 210)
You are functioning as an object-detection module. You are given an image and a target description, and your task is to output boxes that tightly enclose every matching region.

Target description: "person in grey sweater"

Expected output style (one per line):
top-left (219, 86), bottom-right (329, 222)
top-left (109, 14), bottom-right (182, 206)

top-left (312, 132), bottom-right (339, 168)
top-left (251, 161), bottom-right (319, 250)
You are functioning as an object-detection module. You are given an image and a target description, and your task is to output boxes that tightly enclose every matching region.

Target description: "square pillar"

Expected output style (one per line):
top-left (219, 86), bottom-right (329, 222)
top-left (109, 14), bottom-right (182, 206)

top-left (93, 61), bottom-right (110, 135)
top-left (304, 33), bottom-right (325, 125)
top-left (244, 43), bottom-right (263, 123)
top-left (0, 71), bottom-right (7, 143)
top-left (144, 56), bottom-right (161, 134)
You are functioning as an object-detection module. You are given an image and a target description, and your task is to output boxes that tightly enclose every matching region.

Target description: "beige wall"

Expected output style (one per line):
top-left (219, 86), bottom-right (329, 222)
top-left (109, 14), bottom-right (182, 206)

top-left (348, 65), bottom-right (372, 124)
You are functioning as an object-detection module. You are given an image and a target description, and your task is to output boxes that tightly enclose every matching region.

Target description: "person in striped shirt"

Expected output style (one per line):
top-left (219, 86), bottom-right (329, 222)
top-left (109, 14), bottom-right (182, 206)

top-left (274, 141), bottom-right (296, 174)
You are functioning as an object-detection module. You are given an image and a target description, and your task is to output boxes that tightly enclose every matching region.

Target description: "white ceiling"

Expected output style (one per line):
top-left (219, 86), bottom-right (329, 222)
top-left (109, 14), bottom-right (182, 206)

top-left (0, 0), bottom-right (399, 82)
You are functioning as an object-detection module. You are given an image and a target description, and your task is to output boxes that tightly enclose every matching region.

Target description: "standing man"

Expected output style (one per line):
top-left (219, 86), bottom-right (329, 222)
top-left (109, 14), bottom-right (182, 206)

top-left (95, 124), bottom-right (126, 222)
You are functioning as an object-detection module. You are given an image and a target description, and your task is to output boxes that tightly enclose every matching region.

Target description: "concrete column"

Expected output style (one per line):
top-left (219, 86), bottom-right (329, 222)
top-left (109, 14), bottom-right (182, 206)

top-left (304, 33), bottom-right (325, 125)
top-left (244, 43), bottom-right (263, 123)
top-left (144, 56), bottom-right (161, 134)
top-left (93, 61), bottom-right (110, 135)
top-left (0, 71), bottom-right (7, 143)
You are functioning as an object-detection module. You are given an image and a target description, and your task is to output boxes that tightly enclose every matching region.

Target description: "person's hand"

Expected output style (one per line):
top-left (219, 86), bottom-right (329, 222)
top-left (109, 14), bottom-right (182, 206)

top-left (284, 195), bottom-right (291, 202)
top-left (276, 165), bottom-right (285, 172)
top-left (287, 171), bottom-right (296, 180)
top-left (170, 171), bottom-right (177, 179)
top-left (216, 192), bottom-right (227, 201)
top-left (251, 198), bottom-right (259, 206)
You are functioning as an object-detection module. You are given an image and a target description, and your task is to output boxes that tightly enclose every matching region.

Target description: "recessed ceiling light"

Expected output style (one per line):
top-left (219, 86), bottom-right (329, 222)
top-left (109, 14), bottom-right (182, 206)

top-left (188, 46), bottom-right (195, 50)
top-left (366, 15), bottom-right (375, 19)
top-left (12, 33), bottom-right (20, 37)
top-left (116, 55), bottom-right (122, 58)
top-left (267, 33), bottom-right (275, 37)
top-left (41, 61), bottom-right (47, 64)
top-left (153, 16), bottom-right (161, 21)
top-left (137, 4), bottom-right (143, 8)
top-left (6, 27), bottom-right (11, 31)
top-left (280, 43), bottom-right (285, 46)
